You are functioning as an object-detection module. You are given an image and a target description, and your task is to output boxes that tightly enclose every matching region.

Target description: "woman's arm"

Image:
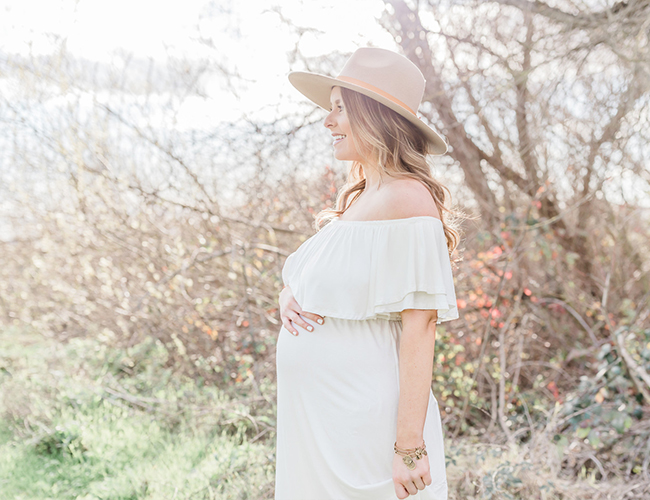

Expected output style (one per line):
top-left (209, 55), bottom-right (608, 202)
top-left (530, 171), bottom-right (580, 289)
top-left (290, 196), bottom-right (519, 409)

top-left (396, 308), bottom-right (438, 447)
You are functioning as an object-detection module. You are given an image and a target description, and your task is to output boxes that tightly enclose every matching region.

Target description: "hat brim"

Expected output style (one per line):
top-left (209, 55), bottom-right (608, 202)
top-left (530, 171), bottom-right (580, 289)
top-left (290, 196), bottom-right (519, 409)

top-left (288, 71), bottom-right (448, 155)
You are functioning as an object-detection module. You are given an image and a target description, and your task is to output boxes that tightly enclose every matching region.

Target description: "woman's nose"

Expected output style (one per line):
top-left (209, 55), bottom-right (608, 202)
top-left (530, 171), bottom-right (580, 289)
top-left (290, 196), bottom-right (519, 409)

top-left (324, 110), bottom-right (335, 128)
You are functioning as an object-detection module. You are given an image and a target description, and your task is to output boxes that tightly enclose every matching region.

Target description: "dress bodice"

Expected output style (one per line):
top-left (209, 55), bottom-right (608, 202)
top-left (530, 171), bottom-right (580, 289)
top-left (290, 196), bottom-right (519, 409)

top-left (281, 216), bottom-right (459, 324)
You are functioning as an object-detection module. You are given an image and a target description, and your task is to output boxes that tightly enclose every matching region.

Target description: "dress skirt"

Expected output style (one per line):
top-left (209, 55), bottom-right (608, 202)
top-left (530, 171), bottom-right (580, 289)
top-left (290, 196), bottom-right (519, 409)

top-left (274, 316), bottom-right (449, 500)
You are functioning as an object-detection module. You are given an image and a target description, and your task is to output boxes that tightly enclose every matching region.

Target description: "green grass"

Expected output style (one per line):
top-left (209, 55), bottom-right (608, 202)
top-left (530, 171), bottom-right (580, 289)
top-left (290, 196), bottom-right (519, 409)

top-left (0, 328), bottom-right (276, 500)
top-left (2, 327), bottom-right (645, 500)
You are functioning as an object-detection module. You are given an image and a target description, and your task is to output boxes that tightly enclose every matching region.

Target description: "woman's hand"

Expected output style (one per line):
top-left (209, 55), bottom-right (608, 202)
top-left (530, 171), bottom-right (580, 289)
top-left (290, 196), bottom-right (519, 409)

top-left (392, 453), bottom-right (432, 498)
top-left (279, 286), bottom-right (325, 335)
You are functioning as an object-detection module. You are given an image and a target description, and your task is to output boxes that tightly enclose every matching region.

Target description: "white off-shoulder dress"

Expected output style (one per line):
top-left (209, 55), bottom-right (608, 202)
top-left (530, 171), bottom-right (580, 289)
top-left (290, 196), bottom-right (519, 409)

top-left (274, 216), bottom-right (458, 500)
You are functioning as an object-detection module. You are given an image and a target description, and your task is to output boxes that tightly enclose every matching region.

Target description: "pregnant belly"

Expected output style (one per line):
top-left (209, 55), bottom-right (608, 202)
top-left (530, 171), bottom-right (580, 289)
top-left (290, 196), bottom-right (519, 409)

top-left (276, 316), bottom-right (401, 429)
top-left (275, 317), bottom-right (403, 485)
top-left (277, 316), bottom-right (400, 385)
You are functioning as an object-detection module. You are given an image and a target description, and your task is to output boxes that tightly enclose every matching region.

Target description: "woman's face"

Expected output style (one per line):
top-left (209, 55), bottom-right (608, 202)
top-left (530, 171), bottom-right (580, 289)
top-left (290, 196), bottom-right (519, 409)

top-left (324, 86), bottom-right (364, 162)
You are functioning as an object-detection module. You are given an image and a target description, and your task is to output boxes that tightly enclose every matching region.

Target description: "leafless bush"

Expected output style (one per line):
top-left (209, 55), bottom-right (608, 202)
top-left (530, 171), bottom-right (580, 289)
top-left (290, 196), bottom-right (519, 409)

top-left (0, 34), bottom-right (341, 388)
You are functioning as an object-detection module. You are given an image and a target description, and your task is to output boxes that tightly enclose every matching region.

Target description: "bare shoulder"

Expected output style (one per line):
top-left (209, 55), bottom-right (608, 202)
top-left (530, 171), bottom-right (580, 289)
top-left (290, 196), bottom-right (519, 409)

top-left (379, 179), bottom-right (441, 220)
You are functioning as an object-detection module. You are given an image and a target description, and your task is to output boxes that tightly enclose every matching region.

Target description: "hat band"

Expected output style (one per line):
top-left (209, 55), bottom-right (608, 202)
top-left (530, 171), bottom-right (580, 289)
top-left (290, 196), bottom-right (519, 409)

top-left (336, 76), bottom-right (417, 116)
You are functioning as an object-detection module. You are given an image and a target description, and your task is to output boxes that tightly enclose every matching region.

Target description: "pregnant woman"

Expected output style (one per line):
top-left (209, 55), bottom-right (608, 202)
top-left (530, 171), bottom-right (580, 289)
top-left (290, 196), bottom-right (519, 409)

top-left (275, 47), bottom-right (460, 500)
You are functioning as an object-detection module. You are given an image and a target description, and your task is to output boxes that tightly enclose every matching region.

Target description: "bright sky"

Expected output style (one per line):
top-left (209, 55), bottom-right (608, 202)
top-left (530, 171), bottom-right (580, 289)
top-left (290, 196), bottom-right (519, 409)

top-left (0, 0), bottom-right (394, 125)
top-left (0, 0), bottom-right (647, 210)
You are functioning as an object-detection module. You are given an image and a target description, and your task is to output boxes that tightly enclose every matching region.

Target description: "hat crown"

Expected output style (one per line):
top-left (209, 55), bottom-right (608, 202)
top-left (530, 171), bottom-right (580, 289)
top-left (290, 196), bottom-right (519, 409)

top-left (337, 47), bottom-right (425, 114)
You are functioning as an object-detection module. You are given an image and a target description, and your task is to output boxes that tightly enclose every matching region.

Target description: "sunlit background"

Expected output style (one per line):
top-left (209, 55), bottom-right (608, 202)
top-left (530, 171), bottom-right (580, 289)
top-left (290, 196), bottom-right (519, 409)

top-left (0, 0), bottom-right (390, 123)
top-left (1, 0), bottom-right (650, 498)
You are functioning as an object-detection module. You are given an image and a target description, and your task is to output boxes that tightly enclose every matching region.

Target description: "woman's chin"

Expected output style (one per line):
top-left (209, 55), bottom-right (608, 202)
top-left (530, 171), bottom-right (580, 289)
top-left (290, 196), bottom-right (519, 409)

top-left (333, 150), bottom-right (354, 162)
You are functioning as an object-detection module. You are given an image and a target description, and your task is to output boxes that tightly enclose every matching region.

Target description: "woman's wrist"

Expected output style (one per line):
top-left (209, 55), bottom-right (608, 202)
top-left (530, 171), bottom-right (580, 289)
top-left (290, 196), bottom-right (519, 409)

top-left (395, 433), bottom-right (424, 449)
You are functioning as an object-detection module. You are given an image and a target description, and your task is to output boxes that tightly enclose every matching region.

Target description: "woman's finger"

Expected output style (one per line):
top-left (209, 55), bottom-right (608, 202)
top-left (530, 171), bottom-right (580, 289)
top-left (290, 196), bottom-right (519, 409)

top-left (303, 312), bottom-right (325, 325)
top-left (403, 480), bottom-right (418, 496)
top-left (413, 475), bottom-right (426, 490)
top-left (289, 311), bottom-right (314, 332)
top-left (281, 288), bottom-right (323, 329)
top-left (281, 318), bottom-right (298, 336)
top-left (394, 483), bottom-right (409, 500)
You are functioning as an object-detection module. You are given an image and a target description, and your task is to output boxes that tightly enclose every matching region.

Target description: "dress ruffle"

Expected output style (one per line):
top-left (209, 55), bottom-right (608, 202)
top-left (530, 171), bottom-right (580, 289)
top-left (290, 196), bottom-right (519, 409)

top-left (282, 216), bottom-right (459, 324)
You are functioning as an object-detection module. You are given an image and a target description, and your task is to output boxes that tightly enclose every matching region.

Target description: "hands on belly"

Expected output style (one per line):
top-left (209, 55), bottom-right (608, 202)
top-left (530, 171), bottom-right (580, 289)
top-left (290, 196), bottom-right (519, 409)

top-left (279, 285), bottom-right (325, 335)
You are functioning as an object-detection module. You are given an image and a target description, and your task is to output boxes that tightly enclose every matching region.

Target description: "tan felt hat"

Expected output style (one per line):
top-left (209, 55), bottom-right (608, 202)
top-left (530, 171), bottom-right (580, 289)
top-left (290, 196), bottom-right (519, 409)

top-left (288, 47), bottom-right (448, 155)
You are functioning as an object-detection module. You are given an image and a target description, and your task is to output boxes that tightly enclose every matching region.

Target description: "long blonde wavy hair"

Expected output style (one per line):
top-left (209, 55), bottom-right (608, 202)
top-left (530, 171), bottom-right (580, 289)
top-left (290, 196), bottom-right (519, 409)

top-left (313, 86), bottom-right (464, 258)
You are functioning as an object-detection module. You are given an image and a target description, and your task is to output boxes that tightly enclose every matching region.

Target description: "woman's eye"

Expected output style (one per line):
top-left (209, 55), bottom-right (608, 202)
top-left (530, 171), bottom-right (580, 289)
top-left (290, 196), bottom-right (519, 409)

top-left (338, 105), bottom-right (344, 111)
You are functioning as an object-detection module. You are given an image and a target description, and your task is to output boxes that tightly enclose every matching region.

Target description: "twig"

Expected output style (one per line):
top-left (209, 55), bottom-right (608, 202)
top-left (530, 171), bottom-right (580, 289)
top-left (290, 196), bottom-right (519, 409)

top-left (132, 248), bottom-right (230, 312)
top-left (613, 328), bottom-right (650, 402)
top-left (600, 244), bottom-right (650, 403)
top-left (453, 207), bottom-right (530, 437)
top-left (498, 293), bottom-right (522, 442)
top-left (536, 297), bottom-right (599, 346)
top-left (510, 313), bottom-right (528, 396)
top-left (605, 319), bottom-right (650, 404)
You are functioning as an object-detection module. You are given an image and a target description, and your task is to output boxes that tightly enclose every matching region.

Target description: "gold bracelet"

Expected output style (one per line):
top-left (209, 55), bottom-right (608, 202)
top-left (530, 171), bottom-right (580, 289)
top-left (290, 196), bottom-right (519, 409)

top-left (394, 440), bottom-right (426, 452)
top-left (394, 441), bottom-right (427, 470)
